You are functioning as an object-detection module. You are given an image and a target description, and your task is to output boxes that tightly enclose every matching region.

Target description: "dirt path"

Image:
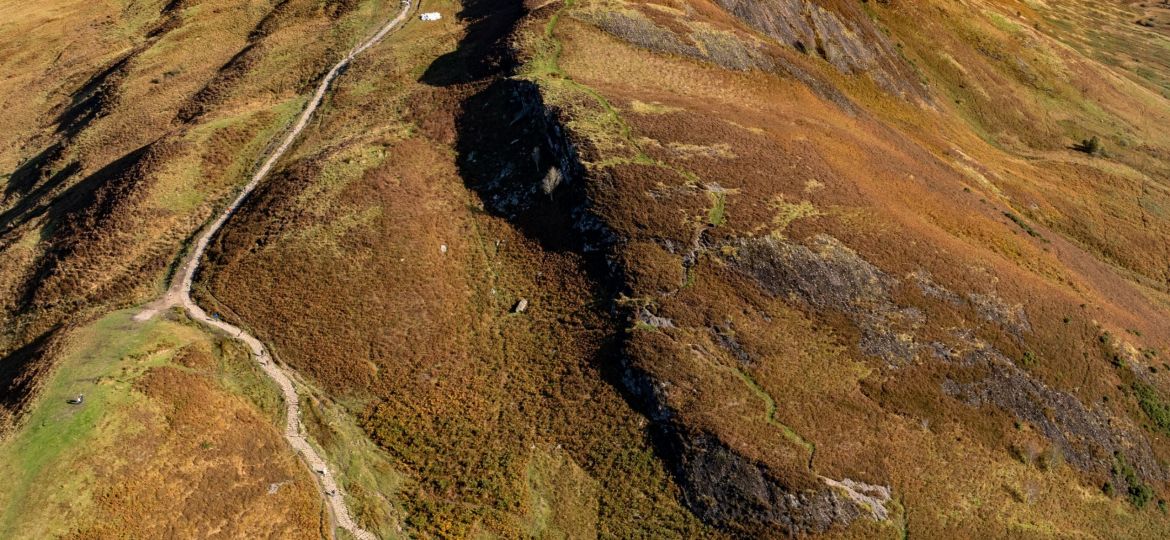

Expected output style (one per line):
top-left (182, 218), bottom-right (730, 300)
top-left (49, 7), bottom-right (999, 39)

top-left (135, 3), bottom-right (415, 539)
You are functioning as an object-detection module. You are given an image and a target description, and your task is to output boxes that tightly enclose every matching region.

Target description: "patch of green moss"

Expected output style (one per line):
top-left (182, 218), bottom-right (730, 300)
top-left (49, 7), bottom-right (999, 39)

top-left (1133, 381), bottom-right (1170, 435)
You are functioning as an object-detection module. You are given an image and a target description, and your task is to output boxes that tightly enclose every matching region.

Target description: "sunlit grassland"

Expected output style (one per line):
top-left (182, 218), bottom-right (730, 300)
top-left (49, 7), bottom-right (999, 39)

top-left (0, 309), bottom-right (283, 538)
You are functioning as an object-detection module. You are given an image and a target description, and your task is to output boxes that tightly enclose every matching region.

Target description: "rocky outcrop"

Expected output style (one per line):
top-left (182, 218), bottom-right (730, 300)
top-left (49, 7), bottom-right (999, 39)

top-left (672, 432), bottom-right (868, 536)
top-left (576, 9), bottom-right (859, 113)
top-left (714, 0), bottom-right (928, 100)
top-left (620, 358), bottom-right (876, 536)
top-left (455, 79), bottom-right (615, 254)
top-left (941, 344), bottom-right (1167, 492)
top-left (734, 233), bottom-right (1167, 491)
top-left (735, 234), bottom-right (922, 364)
top-left (448, 3), bottom-right (891, 534)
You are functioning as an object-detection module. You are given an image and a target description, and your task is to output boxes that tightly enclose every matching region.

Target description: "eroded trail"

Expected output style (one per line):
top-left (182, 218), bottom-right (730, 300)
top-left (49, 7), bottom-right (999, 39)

top-left (135, 4), bottom-right (414, 539)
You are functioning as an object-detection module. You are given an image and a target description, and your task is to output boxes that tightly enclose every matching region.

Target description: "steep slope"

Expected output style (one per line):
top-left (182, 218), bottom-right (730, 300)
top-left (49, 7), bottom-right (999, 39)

top-left (4, 0), bottom-right (1170, 537)
top-left (0, 0), bottom-right (407, 535)
top-left (490, 0), bottom-right (1170, 535)
top-left (0, 0), bottom-right (400, 430)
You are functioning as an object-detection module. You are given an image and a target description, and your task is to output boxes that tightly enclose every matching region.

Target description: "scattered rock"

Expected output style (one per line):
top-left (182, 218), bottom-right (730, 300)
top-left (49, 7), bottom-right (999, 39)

top-left (672, 432), bottom-right (876, 536)
top-left (820, 477), bottom-right (892, 521)
top-left (967, 291), bottom-right (1031, 337)
top-left (541, 166), bottom-right (563, 195)
top-left (638, 307), bottom-right (675, 329)
top-left (712, 0), bottom-right (929, 101)
top-left (711, 321), bottom-right (754, 364)
top-left (940, 343), bottom-right (1166, 490)
top-left (735, 234), bottom-right (1165, 490)
top-left (734, 234), bottom-right (921, 364)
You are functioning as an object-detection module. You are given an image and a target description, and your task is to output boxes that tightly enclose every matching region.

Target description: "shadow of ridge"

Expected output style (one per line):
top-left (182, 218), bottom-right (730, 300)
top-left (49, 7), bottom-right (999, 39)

top-left (0, 158), bottom-right (81, 237)
top-left (4, 49), bottom-right (130, 202)
top-left (454, 78), bottom-right (614, 257)
top-left (3, 143), bottom-right (70, 201)
top-left (16, 143), bottom-right (156, 312)
top-left (418, 0), bottom-right (526, 87)
top-left (0, 326), bottom-right (62, 424)
top-left (176, 42), bottom-right (259, 123)
top-left (53, 54), bottom-right (133, 139)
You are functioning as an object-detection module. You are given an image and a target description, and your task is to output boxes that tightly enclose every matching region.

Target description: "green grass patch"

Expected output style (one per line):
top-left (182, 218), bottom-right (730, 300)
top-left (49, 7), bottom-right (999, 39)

top-left (731, 367), bottom-right (816, 461)
top-left (1004, 211), bottom-right (1044, 239)
top-left (523, 449), bottom-right (599, 537)
top-left (0, 309), bottom-right (288, 538)
top-left (301, 390), bottom-right (410, 538)
top-left (1132, 381), bottom-right (1170, 435)
top-left (1113, 453), bottom-right (1155, 509)
top-left (0, 311), bottom-right (200, 537)
top-left (707, 189), bottom-right (727, 227)
top-left (986, 11), bottom-right (1022, 34)
top-left (212, 337), bottom-right (285, 426)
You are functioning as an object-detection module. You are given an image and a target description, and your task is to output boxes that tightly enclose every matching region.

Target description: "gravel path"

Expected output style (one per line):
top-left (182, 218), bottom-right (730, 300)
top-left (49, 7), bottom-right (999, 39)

top-left (135, 4), bottom-right (414, 538)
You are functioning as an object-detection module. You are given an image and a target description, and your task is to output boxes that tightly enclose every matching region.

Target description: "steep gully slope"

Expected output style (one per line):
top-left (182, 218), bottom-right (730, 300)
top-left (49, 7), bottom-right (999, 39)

top-left (445, 0), bottom-right (893, 536)
top-left (133, 2), bottom-right (415, 539)
top-left (196, 0), bottom-right (1170, 534)
top-left (5, 0), bottom-right (1170, 536)
top-left (439, 0), bottom-right (1170, 536)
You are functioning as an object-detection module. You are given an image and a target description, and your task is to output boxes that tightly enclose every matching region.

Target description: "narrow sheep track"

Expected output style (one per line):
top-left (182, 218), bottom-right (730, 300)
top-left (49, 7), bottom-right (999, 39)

top-left (134, 3), bottom-right (415, 539)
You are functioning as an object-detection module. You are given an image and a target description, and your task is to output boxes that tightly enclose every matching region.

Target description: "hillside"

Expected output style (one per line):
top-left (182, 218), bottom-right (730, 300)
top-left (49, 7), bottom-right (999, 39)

top-left (4, 0), bottom-right (1170, 537)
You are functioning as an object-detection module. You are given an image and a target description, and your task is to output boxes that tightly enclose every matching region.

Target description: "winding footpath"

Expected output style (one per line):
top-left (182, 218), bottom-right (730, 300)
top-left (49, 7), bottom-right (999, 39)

top-left (135, 4), bottom-right (414, 539)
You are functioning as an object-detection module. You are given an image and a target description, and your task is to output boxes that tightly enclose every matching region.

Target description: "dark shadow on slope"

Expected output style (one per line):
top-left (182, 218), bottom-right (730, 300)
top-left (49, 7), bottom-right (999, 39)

top-left (454, 79), bottom-right (615, 259)
top-left (16, 143), bottom-right (156, 312)
top-left (53, 55), bottom-right (132, 139)
top-left (176, 43), bottom-right (259, 123)
top-left (3, 0), bottom-right (183, 204)
top-left (3, 143), bottom-right (69, 201)
top-left (429, 0), bottom-right (867, 535)
top-left (0, 327), bottom-right (61, 428)
top-left (3, 51), bottom-right (129, 203)
top-left (0, 158), bottom-right (81, 238)
top-left (418, 0), bottom-right (525, 87)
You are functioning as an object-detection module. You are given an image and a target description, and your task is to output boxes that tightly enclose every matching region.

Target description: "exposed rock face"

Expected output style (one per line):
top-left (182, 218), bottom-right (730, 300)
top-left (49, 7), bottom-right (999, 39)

top-left (618, 357), bottom-right (875, 536)
top-left (576, 10), bottom-right (859, 113)
top-left (671, 432), bottom-right (868, 537)
top-left (713, 0), bottom-right (928, 100)
top-left (579, 10), bottom-right (772, 71)
top-left (735, 234), bottom-right (922, 364)
top-left (734, 233), bottom-right (1166, 491)
top-left (941, 345), bottom-right (1167, 492)
top-left (452, 6), bottom-right (885, 535)
top-left (456, 79), bottom-right (614, 253)
top-left (821, 477), bottom-right (892, 521)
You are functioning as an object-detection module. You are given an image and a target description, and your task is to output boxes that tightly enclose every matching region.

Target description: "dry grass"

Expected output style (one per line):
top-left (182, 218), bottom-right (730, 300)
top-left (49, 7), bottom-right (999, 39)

top-left (0, 310), bottom-right (321, 539)
top-left (515, 0), bottom-right (1170, 535)
top-left (5, 0), bottom-right (1170, 536)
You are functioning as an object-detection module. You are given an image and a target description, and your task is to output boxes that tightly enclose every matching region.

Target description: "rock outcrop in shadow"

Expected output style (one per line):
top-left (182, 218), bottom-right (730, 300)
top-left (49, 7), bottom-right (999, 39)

top-left (432, 0), bottom-right (878, 534)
